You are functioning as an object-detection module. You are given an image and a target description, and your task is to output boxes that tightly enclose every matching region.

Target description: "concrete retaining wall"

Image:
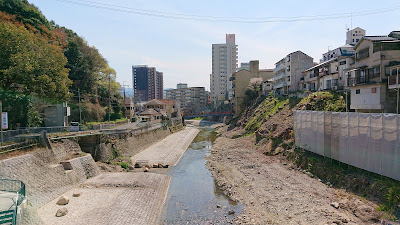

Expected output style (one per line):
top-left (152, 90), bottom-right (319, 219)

top-left (91, 126), bottom-right (180, 162)
top-left (0, 139), bottom-right (100, 225)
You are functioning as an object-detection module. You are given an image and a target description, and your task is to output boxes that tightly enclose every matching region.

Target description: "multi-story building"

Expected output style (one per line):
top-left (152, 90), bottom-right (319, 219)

top-left (231, 60), bottom-right (273, 114)
top-left (345, 31), bottom-right (400, 113)
top-left (301, 44), bottom-right (356, 92)
top-left (156, 71), bottom-right (164, 99)
top-left (177, 83), bottom-right (188, 89)
top-left (346, 27), bottom-right (366, 46)
top-left (132, 65), bottom-right (164, 102)
top-left (273, 51), bottom-right (313, 95)
top-left (165, 85), bottom-right (207, 113)
top-left (238, 62), bottom-right (250, 71)
top-left (211, 34), bottom-right (238, 104)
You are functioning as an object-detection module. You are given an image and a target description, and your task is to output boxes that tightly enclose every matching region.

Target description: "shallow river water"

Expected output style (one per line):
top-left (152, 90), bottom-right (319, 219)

top-left (163, 126), bottom-right (243, 224)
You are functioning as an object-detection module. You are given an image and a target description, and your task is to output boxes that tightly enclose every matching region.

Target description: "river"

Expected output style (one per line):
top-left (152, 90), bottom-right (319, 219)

top-left (162, 126), bottom-right (243, 224)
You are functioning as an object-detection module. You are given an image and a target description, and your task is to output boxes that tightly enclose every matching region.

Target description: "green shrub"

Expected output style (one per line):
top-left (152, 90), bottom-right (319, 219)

top-left (120, 162), bottom-right (128, 169)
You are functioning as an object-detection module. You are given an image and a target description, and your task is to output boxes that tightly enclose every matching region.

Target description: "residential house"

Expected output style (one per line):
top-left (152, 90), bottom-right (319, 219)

top-left (346, 31), bottom-right (400, 113)
top-left (231, 60), bottom-right (273, 114)
top-left (273, 51), bottom-right (313, 95)
top-left (144, 99), bottom-right (181, 119)
top-left (302, 58), bottom-right (340, 92)
top-left (139, 108), bottom-right (161, 122)
top-left (262, 78), bottom-right (274, 96)
top-left (124, 97), bottom-right (135, 120)
top-left (388, 63), bottom-right (400, 113)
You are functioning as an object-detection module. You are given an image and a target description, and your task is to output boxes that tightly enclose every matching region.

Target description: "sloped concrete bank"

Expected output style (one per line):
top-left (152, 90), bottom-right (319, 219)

top-left (0, 124), bottom-right (183, 224)
top-left (0, 140), bottom-right (100, 225)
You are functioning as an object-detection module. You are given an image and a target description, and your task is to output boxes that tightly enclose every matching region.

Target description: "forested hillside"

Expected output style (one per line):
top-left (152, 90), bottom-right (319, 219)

top-left (0, 0), bottom-right (123, 128)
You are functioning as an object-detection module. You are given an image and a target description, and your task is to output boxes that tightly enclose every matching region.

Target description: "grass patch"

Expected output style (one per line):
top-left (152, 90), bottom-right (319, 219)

top-left (245, 97), bottom-right (290, 132)
top-left (87, 118), bottom-right (127, 125)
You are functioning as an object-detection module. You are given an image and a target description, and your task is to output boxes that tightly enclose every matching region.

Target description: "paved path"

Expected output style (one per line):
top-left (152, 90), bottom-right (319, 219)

top-left (38, 173), bottom-right (170, 225)
top-left (131, 127), bottom-right (200, 167)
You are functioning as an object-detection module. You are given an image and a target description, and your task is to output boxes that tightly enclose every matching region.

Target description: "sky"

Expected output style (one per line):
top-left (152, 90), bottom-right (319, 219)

top-left (29, 0), bottom-right (400, 91)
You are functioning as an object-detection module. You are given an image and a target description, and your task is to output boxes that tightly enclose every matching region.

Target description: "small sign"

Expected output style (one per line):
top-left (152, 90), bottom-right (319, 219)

top-left (2, 112), bottom-right (8, 129)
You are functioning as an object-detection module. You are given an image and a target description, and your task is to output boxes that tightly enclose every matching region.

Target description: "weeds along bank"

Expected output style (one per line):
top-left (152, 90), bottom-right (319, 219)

top-left (224, 91), bottom-right (400, 220)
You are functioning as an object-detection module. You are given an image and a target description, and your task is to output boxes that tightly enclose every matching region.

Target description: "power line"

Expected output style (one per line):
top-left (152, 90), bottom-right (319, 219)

top-left (55, 0), bottom-right (400, 23)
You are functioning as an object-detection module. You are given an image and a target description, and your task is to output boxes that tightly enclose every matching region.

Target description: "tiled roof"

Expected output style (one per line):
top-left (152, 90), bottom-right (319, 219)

top-left (140, 108), bottom-right (161, 116)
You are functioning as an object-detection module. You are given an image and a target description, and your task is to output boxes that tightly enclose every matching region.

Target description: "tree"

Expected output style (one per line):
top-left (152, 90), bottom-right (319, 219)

top-left (0, 21), bottom-right (71, 101)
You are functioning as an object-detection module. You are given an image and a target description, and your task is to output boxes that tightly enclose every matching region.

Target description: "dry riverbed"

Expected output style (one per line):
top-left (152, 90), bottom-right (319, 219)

top-left (206, 135), bottom-right (383, 225)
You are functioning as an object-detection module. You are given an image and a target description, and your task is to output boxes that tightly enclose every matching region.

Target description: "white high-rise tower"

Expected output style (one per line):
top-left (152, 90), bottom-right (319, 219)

top-left (210, 34), bottom-right (238, 104)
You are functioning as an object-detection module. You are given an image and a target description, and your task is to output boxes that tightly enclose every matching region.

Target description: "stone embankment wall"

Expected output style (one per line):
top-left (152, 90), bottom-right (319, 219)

top-left (79, 125), bottom-right (183, 162)
top-left (0, 139), bottom-right (100, 225)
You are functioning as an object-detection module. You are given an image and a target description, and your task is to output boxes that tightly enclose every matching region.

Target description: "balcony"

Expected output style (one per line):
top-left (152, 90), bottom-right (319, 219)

top-left (274, 80), bottom-right (288, 89)
top-left (274, 71), bottom-right (286, 81)
top-left (388, 75), bottom-right (400, 89)
top-left (274, 63), bottom-right (286, 73)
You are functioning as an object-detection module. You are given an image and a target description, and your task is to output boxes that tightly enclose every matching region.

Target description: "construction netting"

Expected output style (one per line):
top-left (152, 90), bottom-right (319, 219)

top-left (294, 110), bottom-right (400, 181)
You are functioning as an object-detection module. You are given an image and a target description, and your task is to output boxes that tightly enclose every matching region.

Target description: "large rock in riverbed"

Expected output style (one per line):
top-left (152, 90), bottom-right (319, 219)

top-left (56, 195), bottom-right (69, 205)
top-left (56, 208), bottom-right (68, 217)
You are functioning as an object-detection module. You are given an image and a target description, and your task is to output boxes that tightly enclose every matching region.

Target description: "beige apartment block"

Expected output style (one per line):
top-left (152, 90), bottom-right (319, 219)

top-left (165, 85), bottom-right (206, 113)
top-left (231, 60), bottom-right (273, 114)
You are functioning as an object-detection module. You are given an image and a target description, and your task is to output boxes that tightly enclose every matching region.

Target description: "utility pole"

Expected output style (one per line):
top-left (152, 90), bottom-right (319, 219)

top-left (108, 73), bottom-right (111, 122)
top-left (78, 88), bottom-right (82, 125)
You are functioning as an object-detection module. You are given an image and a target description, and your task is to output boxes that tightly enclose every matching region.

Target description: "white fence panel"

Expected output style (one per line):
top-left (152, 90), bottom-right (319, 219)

top-left (294, 110), bottom-right (400, 181)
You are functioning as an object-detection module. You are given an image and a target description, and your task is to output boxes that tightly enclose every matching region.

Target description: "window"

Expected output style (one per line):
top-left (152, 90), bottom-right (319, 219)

top-left (339, 61), bottom-right (346, 65)
top-left (371, 88), bottom-right (377, 93)
top-left (356, 39), bottom-right (359, 42)
top-left (356, 48), bottom-right (369, 61)
top-left (356, 89), bottom-right (360, 94)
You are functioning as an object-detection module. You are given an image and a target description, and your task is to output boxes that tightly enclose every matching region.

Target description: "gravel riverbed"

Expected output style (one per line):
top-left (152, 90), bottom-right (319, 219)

top-left (206, 135), bottom-right (382, 225)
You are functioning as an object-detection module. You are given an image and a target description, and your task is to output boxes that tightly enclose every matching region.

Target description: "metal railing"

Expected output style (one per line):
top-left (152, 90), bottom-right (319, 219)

top-left (0, 123), bottom-right (120, 143)
top-left (0, 179), bottom-right (26, 225)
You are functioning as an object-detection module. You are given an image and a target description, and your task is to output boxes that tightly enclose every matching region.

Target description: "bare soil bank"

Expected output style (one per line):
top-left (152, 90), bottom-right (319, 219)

top-left (207, 135), bottom-right (384, 225)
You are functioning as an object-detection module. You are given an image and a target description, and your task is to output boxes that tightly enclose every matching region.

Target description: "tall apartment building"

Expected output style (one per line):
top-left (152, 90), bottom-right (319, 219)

top-left (165, 84), bottom-right (206, 112)
top-left (346, 27), bottom-right (366, 46)
top-left (273, 51), bottom-right (313, 95)
top-left (211, 34), bottom-right (238, 104)
top-left (132, 65), bottom-right (164, 102)
top-left (156, 71), bottom-right (164, 99)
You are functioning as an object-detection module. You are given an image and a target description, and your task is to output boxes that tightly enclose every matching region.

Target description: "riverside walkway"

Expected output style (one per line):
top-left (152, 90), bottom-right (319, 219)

top-left (131, 126), bottom-right (200, 167)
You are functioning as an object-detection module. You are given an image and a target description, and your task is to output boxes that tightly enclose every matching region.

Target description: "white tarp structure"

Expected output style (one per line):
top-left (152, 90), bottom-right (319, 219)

top-left (294, 110), bottom-right (400, 181)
